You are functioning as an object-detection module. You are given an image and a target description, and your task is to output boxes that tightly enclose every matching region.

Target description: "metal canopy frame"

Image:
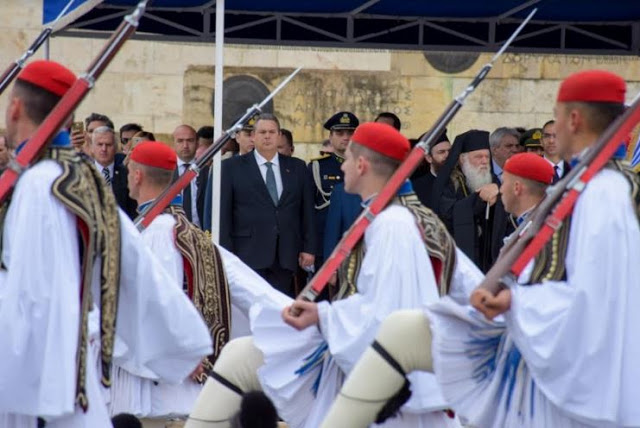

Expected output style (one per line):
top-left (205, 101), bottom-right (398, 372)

top-left (56, 1), bottom-right (640, 55)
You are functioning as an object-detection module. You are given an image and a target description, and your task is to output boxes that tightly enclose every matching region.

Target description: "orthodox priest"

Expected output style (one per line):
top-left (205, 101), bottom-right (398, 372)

top-left (412, 129), bottom-right (451, 212)
top-left (433, 130), bottom-right (511, 271)
top-left (186, 122), bottom-right (484, 428)
top-left (0, 61), bottom-right (213, 428)
top-left (321, 69), bottom-right (640, 428)
top-left (108, 141), bottom-right (232, 420)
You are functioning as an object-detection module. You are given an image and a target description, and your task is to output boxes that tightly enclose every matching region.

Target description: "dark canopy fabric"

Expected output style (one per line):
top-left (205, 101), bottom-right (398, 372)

top-left (44, 1), bottom-right (640, 54)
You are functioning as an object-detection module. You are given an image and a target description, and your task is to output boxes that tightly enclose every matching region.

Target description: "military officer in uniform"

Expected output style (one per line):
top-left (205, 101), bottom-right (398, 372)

top-left (520, 128), bottom-right (545, 156)
top-left (202, 113), bottom-right (258, 232)
top-left (236, 113), bottom-right (259, 155)
top-left (308, 111), bottom-right (359, 272)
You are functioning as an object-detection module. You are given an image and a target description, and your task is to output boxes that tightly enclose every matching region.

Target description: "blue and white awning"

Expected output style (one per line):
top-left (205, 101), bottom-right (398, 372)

top-left (42, 0), bottom-right (640, 55)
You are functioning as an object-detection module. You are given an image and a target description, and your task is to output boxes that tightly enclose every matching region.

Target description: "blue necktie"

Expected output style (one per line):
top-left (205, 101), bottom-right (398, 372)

top-left (265, 162), bottom-right (278, 205)
top-left (553, 165), bottom-right (560, 183)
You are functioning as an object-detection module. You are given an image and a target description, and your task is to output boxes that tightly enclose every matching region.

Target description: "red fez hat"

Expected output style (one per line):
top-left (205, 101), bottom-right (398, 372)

top-left (16, 60), bottom-right (76, 97)
top-left (504, 153), bottom-right (554, 185)
top-left (351, 122), bottom-right (410, 161)
top-left (557, 70), bottom-right (625, 104)
top-left (130, 141), bottom-right (177, 171)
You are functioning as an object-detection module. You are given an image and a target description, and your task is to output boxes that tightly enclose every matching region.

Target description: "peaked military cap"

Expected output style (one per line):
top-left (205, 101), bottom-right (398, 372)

top-left (324, 111), bottom-right (359, 131)
top-left (520, 128), bottom-right (543, 149)
top-left (240, 112), bottom-right (260, 131)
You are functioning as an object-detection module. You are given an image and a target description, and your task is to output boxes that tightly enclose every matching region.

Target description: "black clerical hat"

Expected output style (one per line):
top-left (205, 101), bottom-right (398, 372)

top-left (430, 129), bottom-right (490, 214)
top-left (456, 130), bottom-right (490, 153)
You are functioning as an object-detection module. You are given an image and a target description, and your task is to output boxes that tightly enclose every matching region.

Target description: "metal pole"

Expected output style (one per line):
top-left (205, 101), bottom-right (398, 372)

top-left (211, 0), bottom-right (224, 244)
top-left (44, 38), bottom-right (50, 60)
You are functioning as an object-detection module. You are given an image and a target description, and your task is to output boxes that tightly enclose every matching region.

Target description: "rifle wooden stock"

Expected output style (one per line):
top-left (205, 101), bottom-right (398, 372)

top-left (0, 1), bottom-right (149, 205)
top-left (478, 89), bottom-right (640, 295)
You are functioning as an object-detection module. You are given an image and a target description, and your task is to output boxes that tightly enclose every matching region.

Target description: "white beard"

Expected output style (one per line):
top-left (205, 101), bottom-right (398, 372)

top-left (460, 158), bottom-right (492, 192)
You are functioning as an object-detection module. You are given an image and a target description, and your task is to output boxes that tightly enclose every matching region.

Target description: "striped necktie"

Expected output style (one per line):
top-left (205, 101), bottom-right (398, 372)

top-left (102, 166), bottom-right (111, 185)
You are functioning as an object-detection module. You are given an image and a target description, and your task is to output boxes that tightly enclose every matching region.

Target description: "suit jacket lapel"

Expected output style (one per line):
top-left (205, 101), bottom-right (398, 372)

top-left (244, 153), bottom-right (274, 205)
top-left (278, 156), bottom-right (291, 206)
top-left (112, 167), bottom-right (121, 188)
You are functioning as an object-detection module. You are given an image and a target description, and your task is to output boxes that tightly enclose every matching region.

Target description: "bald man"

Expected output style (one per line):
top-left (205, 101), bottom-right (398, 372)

top-left (173, 124), bottom-right (209, 228)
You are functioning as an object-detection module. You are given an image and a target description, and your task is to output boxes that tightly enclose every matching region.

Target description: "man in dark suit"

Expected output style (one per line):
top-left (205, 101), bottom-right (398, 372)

top-left (489, 127), bottom-right (521, 184)
top-left (541, 119), bottom-right (571, 183)
top-left (90, 126), bottom-right (137, 218)
top-left (220, 113), bottom-right (316, 296)
top-left (173, 124), bottom-right (209, 228)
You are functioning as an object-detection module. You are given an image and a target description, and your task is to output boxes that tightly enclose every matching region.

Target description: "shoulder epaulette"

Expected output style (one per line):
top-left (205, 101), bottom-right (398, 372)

top-left (309, 154), bottom-right (331, 162)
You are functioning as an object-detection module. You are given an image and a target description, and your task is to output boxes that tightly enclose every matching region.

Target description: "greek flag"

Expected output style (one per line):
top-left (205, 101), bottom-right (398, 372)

top-left (632, 135), bottom-right (640, 170)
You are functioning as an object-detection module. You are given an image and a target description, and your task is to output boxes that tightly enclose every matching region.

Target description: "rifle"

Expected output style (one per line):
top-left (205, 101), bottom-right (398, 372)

top-left (0, 0), bottom-right (75, 97)
top-left (476, 89), bottom-right (640, 296)
top-left (0, 0), bottom-right (150, 203)
top-left (133, 67), bottom-right (302, 231)
top-left (295, 9), bottom-right (538, 307)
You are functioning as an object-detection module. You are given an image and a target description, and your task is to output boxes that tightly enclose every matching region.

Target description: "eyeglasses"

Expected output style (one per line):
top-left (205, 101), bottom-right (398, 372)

top-left (121, 137), bottom-right (131, 144)
top-left (543, 133), bottom-right (556, 139)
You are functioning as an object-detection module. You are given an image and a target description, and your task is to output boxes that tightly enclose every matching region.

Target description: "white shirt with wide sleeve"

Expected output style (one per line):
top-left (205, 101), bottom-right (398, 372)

top-left (507, 168), bottom-right (640, 426)
top-left (251, 204), bottom-right (470, 427)
top-left (142, 214), bottom-right (205, 417)
top-left (428, 168), bottom-right (640, 428)
top-left (0, 160), bottom-right (212, 428)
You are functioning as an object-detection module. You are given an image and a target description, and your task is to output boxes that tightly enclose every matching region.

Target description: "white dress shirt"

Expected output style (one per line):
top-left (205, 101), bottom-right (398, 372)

top-left (254, 150), bottom-right (283, 199)
top-left (544, 156), bottom-right (564, 178)
top-left (176, 158), bottom-right (200, 227)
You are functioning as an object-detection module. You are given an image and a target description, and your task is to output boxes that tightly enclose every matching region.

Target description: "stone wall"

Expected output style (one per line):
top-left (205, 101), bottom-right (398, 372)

top-left (2, 0), bottom-right (640, 161)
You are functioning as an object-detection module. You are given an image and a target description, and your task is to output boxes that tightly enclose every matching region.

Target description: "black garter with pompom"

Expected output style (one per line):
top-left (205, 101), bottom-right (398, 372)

top-left (371, 340), bottom-right (413, 424)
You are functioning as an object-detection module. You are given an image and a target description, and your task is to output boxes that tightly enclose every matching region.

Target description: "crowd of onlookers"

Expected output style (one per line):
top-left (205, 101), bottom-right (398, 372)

top-left (37, 110), bottom-right (561, 298)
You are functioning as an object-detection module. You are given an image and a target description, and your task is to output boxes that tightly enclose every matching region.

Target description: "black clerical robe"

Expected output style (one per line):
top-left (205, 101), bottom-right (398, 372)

top-left (437, 172), bottom-right (513, 272)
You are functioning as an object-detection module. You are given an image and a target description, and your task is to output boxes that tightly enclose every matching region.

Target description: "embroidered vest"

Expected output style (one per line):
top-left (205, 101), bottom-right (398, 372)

top-left (0, 147), bottom-right (121, 410)
top-left (335, 192), bottom-right (456, 300)
top-left (528, 160), bottom-right (640, 284)
top-left (165, 206), bottom-right (232, 371)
